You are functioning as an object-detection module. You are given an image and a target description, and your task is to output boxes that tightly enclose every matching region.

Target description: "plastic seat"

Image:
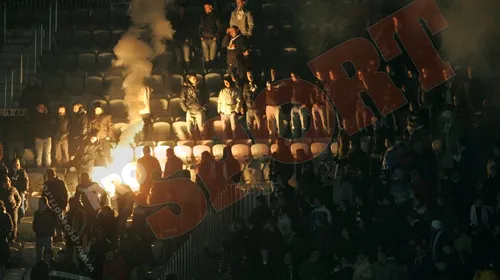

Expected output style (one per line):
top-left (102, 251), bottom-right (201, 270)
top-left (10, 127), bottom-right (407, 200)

top-left (207, 97), bottom-right (218, 118)
top-left (73, 30), bottom-right (91, 48)
top-left (150, 98), bottom-right (169, 119)
top-left (166, 74), bottom-right (183, 98)
top-left (204, 73), bottom-right (223, 95)
top-left (290, 142), bottom-right (310, 157)
top-left (174, 145), bottom-right (193, 165)
top-left (251, 143), bottom-right (270, 161)
top-left (77, 52), bottom-right (96, 71)
top-left (92, 30), bottom-right (111, 49)
top-left (233, 139), bottom-right (252, 146)
top-left (330, 142), bottom-right (338, 156)
top-left (152, 121), bottom-right (171, 142)
top-left (90, 9), bottom-right (109, 26)
top-left (72, 9), bottom-right (90, 27)
top-left (97, 52), bottom-right (115, 71)
top-left (58, 53), bottom-right (78, 72)
top-left (64, 74), bottom-right (84, 95)
top-left (110, 29), bottom-right (126, 45)
top-left (84, 76), bottom-right (103, 95)
top-left (109, 99), bottom-right (128, 122)
top-left (55, 29), bottom-right (72, 48)
top-left (40, 51), bottom-right (57, 73)
top-left (212, 144), bottom-right (226, 161)
top-left (177, 140), bottom-right (195, 147)
top-left (213, 120), bottom-right (223, 140)
top-left (166, 98), bottom-right (184, 122)
top-left (231, 144), bottom-right (251, 163)
top-left (193, 145), bottom-right (212, 164)
top-left (157, 140), bottom-right (176, 148)
top-left (110, 4), bottom-right (130, 28)
top-left (104, 76), bottom-right (125, 99)
top-left (171, 121), bottom-right (189, 141)
top-left (149, 74), bottom-right (165, 96)
top-left (42, 75), bottom-right (64, 95)
top-left (311, 142), bottom-right (328, 158)
top-left (196, 140), bottom-right (214, 148)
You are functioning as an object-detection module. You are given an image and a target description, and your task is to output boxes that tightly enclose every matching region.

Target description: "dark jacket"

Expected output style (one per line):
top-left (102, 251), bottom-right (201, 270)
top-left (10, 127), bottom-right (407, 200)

top-left (9, 168), bottom-right (29, 193)
top-left (74, 182), bottom-right (108, 219)
top-left (69, 109), bottom-right (88, 138)
top-left (0, 186), bottom-right (21, 215)
top-left (52, 114), bottom-right (70, 140)
top-left (222, 33), bottom-right (247, 64)
top-left (172, 12), bottom-right (194, 43)
top-left (33, 208), bottom-right (58, 238)
top-left (33, 112), bottom-right (52, 139)
top-left (42, 177), bottom-right (69, 211)
top-left (199, 11), bottom-right (223, 39)
top-left (74, 138), bottom-right (108, 167)
top-left (0, 211), bottom-right (13, 241)
top-left (89, 113), bottom-right (113, 140)
top-left (180, 82), bottom-right (205, 113)
top-left (243, 81), bottom-right (260, 110)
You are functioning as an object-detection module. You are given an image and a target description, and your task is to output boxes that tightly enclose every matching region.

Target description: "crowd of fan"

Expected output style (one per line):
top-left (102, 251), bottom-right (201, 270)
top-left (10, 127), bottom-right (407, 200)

top-left (0, 0), bottom-right (499, 279)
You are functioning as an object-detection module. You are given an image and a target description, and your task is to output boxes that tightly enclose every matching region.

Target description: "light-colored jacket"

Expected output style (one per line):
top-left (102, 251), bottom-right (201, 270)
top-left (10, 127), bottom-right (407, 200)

top-left (229, 8), bottom-right (254, 36)
top-left (218, 87), bottom-right (242, 115)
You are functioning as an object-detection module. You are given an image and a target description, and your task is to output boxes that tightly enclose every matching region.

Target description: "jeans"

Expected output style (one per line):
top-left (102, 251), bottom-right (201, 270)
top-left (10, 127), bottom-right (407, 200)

top-left (4, 141), bottom-right (24, 164)
top-left (174, 40), bottom-right (191, 63)
top-left (266, 105), bottom-right (282, 138)
top-left (291, 105), bottom-right (309, 138)
top-left (312, 105), bottom-right (328, 136)
top-left (35, 237), bottom-right (53, 262)
top-left (53, 138), bottom-right (69, 167)
top-left (246, 109), bottom-right (261, 135)
top-left (18, 192), bottom-right (26, 222)
top-left (186, 111), bottom-right (206, 140)
top-left (221, 113), bottom-right (238, 140)
top-left (201, 38), bottom-right (217, 62)
top-left (35, 137), bottom-right (51, 167)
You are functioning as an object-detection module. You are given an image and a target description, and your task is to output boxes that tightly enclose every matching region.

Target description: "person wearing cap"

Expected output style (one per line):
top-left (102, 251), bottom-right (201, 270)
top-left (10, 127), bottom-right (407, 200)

top-left (217, 77), bottom-right (243, 140)
top-left (71, 131), bottom-right (108, 179)
top-left (33, 103), bottom-right (52, 168)
top-left (69, 102), bottom-right (89, 157)
top-left (180, 73), bottom-right (206, 140)
top-left (88, 102), bottom-right (113, 163)
top-left (222, 25), bottom-right (249, 80)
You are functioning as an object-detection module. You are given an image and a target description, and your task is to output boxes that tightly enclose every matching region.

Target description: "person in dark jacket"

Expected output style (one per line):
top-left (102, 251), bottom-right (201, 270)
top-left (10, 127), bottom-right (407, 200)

top-left (33, 197), bottom-right (58, 261)
top-left (42, 169), bottom-right (68, 241)
top-left (69, 102), bottom-right (88, 157)
top-left (222, 26), bottom-right (249, 80)
top-left (65, 197), bottom-right (90, 264)
top-left (199, 2), bottom-right (223, 69)
top-left (180, 73), bottom-right (206, 140)
top-left (9, 158), bottom-right (28, 222)
top-left (0, 174), bottom-right (21, 242)
top-left (242, 71), bottom-right (262, 136)
top-left (88, 102), bottom-right (113, 163)
top-left (0, 201), bottom-right (13, 278)
top-left (137, 146), bottom-right (162, 197)
top-left (172, 5), bottom-right (194, 71)
top-left (52, 105), bottom-right (70, 167)
top-left (71, 132), bottom-right (108, 179)
top-left (74, 172), bottom-right (107, 227)
top-left (163, 148), bottom-right (183, 179)
top-left (33, 103), bottom-right (52, 167)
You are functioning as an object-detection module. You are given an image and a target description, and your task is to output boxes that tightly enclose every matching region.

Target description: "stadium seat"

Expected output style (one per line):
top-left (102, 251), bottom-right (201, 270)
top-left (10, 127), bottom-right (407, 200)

top-left (255, 139), bottom-right (273, 145)
top-left (92, 29), bottom-right (111, 49)
top-left (177, 140), bottom-right (195, 147)
top-left (64, 74), bottom-right (84, 95)
top-left (72, 8), bottom-right (90, 26)
top-left (73, 29), bottom-right (91, 48)
top-left (149, 74), bottom-right (165, 96)
top-left (104, 76), bottom-right (125, 99)
top-left (290, 142), bottom-right (310, 157)
top-left (233, 139), bottom-right (252, 146)
top-left (196, 140), bottom-right (214, 148)
top-left (166, 74), bottom-right (183, 98)
top-left (207, 97), bottom-right (218, 118)
top-left (97, 52), bottom-right (115, 71)
top-left (5, 268), bottom-right (25, 280)
top-left (157, 140), bottom-right (176, 148)
top-left (330, 142), bottom-right (338, 156)
top-left (152, 121), bottom-right (171, 142)
top-left (90, 9), bottom-right (110, 26)
top-left (212, 144), bottom-right (226, 161)
top-left (166, 98), bottom-right (184, 122)
top-left (231, 144), bottom-right (250, 163)
top-left (42, 75), bottom-right (64, 95)
top-left (171, 121), bottom-right (189, 141)
top-left (150, 98), bottom-right (169, 119)
top-left (193, 145), bottom-right (212, 164)
top-left (109, 99), bottom-right (128, 122)
top-left (212, 120), bottom-right (223, 140)
top-left (27, 172), bottom-right (44, 193)
top-left (135, 141), bottom-right (156, 159)
top-left (311, 142), bottom-right (328, 158)
top-left (251, 143), bottom-right (270, 161)
top-left (110, 3), bottom-right (130, 27)
top-left (204, 73), bottom-right (223, 96)
top-left (174, 145), bottom-right (193, 165)
top-left (84, 76), bottom-right (103, 95)
top-left (110, 29), bottom-right (126, 45)
top-left (58, 53), bottom-right (78, 72)
top-left (112, 122), bottom-right (128, 140)
top-left (77, 52), bottom-right (97, 71)
top-left (40, 51), bottom-right (58, 73)
top-left (293, 138), bottom-right (312, 145)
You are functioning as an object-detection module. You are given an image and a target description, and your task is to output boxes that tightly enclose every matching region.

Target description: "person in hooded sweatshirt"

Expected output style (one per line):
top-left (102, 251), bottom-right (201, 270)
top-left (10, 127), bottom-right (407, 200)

top-left (33, 197), bottom-right (58, 262)
top-left (0, 174), bottom-right (20, 243)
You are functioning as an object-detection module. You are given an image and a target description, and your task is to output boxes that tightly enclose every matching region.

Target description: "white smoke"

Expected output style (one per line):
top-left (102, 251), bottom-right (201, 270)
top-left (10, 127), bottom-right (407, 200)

top-left (113, 0), bottom-right (175, 146)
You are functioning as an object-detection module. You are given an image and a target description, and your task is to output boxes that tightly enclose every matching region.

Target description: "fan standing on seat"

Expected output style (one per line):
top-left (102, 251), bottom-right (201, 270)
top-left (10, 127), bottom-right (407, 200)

top-left (222, 26), bottom-right (249, 80)
top-left (88, 102), bottom-right (114, 163)
top-left (218, 77), bottom-right (243, 141)
top-left (181, 73), bottom-right (207, 141)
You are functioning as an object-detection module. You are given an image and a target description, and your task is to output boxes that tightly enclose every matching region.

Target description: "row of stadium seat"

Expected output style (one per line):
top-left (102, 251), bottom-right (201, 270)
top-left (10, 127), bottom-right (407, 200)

top-left (41, 71), bottom-right (225, 98)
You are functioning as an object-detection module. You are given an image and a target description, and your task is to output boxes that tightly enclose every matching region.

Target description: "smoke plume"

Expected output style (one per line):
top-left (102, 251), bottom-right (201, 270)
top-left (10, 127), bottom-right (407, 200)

top-left (113, 0), bottom-right (174, 147)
